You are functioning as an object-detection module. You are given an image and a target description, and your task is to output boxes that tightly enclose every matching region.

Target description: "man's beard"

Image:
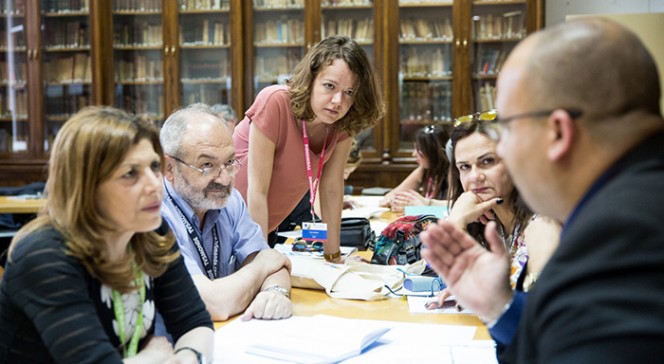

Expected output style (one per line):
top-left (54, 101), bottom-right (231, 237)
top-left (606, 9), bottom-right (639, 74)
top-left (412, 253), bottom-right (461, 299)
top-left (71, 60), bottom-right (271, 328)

top-left (174, 172), bottom-right (232, 211)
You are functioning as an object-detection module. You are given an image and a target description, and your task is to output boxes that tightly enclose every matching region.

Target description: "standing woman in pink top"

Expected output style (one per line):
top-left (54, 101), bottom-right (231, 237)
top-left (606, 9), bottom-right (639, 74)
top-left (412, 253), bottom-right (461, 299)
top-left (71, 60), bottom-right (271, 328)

top-left (233, 35), bottom-right (384, 263)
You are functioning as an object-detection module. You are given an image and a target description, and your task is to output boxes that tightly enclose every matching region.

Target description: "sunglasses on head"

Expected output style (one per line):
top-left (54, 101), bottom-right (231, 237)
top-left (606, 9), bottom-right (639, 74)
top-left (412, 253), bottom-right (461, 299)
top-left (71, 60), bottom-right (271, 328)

top-left (292, 238), bottom-right (324, 252)
top-left (453, 109), bottom-right (497, 127)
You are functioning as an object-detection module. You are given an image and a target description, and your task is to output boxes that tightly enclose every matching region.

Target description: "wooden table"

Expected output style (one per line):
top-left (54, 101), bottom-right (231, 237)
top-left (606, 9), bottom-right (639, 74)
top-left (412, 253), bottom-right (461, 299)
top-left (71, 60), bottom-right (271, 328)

top-left (0, 196), bottom-right (46, 214)
top-left (215, 286), bottom-right (489, 339)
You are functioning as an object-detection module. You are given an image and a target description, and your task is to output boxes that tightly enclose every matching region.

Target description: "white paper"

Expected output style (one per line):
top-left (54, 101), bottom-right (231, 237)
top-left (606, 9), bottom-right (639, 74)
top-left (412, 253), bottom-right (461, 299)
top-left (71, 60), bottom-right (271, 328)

top-left (341, 206), bottom-right (389, 219)
top-left (274, 243), bottom-right (357, 258)
top-left (213, 315), bottom-right (485, 364)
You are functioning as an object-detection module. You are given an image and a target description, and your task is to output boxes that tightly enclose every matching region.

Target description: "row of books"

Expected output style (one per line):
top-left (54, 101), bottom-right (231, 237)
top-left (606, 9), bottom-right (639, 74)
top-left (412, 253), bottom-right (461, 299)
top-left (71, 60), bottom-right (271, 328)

top-left (0, 91), bottom-right (28, 121)
top-left (43, 54), bottom-right (91, 83)
top-left (179, 0), bottom-right (229, 11)
top-left (180, 20), bottom-right (230, 46)
top-left (0, 31), bottom-right (26, 49)
top-left (182, 84), bottom-right (230, 107)
top-left (323, 0), bottom-right (373, 6)
top-left (44, 84), bottom-right (90, 117)
top-left (43, 0), bottom-right (89, 13)
top-left (0, 62), bottom-right (27, 85)
top-left (44, 20), bottom-right (89, 49)
top-left (115, 56), bottom-right (163, 82)
top-left (472, 11), bottom-right (525, 40)
top-left (253, 0), bottom-right (304, 9)
top-left (322, 18), bottom-right (373, 42)
top-left (0, 0), bottom-right (25, 15)
top-left (400, 81), bottom-right (453, 125)
top-left (254, 18), bottom-right (304, 45)
top-left (400, 47), bottom-right (452, 78)
top-left (114, 23), bottom-right (163, 47)
top-left (475, 81), bottom-right (496, 111)
top-left (115, 91), bottom-right (164, 118)
top-left (474, 47), bottom-right (507, 76)
top-left (181, 60), bottom-right (230, 80)
top-left (400, 17), bottom-right (453, 41)
top-left (400, 0), bottom-right (452, 4)
top-left (254, 50), bottom-right (302, 81)
top-left (113, 0), bottom-right (162, 12)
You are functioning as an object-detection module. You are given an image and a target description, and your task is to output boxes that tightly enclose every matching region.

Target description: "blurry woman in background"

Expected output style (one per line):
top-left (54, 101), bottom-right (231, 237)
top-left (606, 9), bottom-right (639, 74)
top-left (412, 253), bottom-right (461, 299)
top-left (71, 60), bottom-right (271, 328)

top-left (0, 107), bottom-right (213, 363)
top-left (381, 124), bottom-right (451, 212)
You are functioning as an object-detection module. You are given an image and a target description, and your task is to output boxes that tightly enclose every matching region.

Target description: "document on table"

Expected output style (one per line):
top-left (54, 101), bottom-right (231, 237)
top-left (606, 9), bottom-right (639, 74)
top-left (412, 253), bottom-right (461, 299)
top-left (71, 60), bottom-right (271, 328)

top-left (213, 315), bottom-right (494, 364)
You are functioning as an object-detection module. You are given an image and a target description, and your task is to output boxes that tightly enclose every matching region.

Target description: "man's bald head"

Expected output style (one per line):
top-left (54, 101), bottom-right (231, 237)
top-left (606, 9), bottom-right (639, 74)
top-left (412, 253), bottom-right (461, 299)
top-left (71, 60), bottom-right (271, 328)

top-left (519, 18), bottom-right (660, 121)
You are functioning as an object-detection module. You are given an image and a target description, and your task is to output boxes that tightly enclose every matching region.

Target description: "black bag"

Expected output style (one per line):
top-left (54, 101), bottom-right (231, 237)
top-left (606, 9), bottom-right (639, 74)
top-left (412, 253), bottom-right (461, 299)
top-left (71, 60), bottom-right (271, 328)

top-left (340, 217), bottom-right (375, 251)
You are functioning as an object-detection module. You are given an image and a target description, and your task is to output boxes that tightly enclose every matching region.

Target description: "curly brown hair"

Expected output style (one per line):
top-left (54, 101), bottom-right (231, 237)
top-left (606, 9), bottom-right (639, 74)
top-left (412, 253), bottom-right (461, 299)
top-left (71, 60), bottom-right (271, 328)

top-left (287, 35), bottom-right (384, 136)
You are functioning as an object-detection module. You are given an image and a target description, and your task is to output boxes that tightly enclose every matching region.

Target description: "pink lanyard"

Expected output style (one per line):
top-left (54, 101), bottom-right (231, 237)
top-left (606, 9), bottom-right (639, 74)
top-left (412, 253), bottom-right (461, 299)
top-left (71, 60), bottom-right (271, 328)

top-left (302, 121), bottom-right (329, 222)
top-left (425, 177), bottom-right (435, 199)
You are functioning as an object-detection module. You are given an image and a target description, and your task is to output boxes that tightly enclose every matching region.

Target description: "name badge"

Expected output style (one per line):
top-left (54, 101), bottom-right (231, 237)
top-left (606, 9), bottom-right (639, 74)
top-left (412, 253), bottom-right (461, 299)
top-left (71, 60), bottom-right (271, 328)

top-left (302, 222), bottom-right (328, 241)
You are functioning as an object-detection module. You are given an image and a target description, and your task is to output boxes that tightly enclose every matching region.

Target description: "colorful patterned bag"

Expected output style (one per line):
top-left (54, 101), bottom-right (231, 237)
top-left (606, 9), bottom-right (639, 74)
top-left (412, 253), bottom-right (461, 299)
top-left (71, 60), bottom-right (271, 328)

top-left (371, 214), bottom-right (438, 265)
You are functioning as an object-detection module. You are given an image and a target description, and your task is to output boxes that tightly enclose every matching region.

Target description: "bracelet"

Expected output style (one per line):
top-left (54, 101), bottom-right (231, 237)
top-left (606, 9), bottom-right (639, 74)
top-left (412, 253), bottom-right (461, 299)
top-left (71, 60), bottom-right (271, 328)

top-left (324, 250), bottom-right (341, 262)
top-left (174, 346), bottom-right (204, 364)
top-left (263, 285), bottom-right (290, 298)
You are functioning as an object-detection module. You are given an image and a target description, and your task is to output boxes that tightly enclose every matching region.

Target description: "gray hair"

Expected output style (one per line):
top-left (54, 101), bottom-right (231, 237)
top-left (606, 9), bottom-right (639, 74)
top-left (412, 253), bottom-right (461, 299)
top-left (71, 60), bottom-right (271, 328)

top-left (160, 103), bottom-right (226, 157)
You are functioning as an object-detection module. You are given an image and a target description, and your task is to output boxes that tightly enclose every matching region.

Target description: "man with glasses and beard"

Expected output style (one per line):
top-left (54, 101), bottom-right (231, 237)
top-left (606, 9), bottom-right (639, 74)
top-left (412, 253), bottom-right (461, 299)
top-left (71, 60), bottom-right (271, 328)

top-left (158, 103), bottom-right (292, 324)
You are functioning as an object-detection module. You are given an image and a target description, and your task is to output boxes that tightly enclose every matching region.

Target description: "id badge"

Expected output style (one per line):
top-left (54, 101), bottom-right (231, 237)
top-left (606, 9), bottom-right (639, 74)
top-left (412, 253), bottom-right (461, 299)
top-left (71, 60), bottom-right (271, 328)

top-left (302, 222), bottom-right (328, 242)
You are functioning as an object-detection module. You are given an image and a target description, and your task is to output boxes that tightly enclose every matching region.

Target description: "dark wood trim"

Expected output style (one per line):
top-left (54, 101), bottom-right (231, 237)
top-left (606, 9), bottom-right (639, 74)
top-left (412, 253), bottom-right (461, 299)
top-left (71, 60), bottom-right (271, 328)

top-left (90, 0), bottom-right (113, 106)
top-left (230, 0), bottom-right (244, 117)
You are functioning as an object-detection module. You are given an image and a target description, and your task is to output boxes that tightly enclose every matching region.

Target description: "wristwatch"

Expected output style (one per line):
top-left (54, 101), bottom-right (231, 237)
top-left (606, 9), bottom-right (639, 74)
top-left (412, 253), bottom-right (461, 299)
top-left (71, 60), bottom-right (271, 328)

top-left (324, 250), bottom-right (341, 262)
top-left (174, 346), bottom-right (206, 364)
top-left (263, 285), bottom-right (290, 298)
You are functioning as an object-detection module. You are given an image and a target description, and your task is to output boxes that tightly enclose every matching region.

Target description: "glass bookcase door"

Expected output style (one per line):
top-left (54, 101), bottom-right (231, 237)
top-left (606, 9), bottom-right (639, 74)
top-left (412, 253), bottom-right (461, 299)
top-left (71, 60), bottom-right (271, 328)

top-left (398, 1), bottom-right (454, 150)
top-left (252, 0), bottom-right (305, 97)
top-left (41, 0), bottom-right (92, 152)
top-left (178, 0), bottom-right (232, 108)
top-left (322, 0), bottom-right (377, 151)
top-left (112, 0), bottom-right (164, 121)
top-left (0, 3), bottom-right (28, 155)
top-left (471, 0), bottom-right (527, 112)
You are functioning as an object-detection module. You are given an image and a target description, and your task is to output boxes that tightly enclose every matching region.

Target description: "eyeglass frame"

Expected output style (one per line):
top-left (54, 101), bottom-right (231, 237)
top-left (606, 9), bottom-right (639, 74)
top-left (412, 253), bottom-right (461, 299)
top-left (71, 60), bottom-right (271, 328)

top-left (167, 154), bottom-right (242, 178)
top-left (478, 108), bottom-right (583, 141)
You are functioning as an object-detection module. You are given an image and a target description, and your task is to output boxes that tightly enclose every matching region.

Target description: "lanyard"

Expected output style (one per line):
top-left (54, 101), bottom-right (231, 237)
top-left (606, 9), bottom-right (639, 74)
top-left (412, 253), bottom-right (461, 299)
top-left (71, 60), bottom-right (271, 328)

top-left (302, 121), bottom-right (329, 222)
top-left (112, 270), bottom-right (146, 358)
top-left (425, 177), bottom-right (435, 199)
top-left (166, 189), bottom-right (220, 279)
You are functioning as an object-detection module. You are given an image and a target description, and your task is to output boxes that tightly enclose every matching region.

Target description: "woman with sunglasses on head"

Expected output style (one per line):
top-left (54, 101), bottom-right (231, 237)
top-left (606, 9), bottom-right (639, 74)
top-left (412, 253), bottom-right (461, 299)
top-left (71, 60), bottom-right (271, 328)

top-left (380, 124), bottom-right (452, 212)
top-left (426, 112), bottom-right (560, 310)
top-left (0, 107), bottom-right (213, 363)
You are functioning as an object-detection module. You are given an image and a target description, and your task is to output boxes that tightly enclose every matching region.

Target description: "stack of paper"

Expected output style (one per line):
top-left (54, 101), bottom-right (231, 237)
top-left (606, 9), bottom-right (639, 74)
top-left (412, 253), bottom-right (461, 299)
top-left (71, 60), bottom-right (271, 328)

top-left (223, 315), bottom-right (391, 363)
top-left (213, 315), bottom-right (492, 363)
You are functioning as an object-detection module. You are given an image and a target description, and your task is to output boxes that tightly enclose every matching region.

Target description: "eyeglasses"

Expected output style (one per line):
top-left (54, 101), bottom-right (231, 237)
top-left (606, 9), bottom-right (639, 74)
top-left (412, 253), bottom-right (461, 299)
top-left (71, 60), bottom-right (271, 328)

top-left (479, 109), bottom-right (583, 141)
top-left (453, 109), bottom-right (498, 127)
top-left (292, 238), bottom-right (324, 252)
top-left (168, 155), bottom-right (242, 178)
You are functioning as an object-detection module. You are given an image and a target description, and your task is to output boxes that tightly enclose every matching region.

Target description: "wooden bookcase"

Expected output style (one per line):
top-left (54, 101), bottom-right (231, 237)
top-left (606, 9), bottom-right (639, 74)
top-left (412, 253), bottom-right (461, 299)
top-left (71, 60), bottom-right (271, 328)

top-left (0, 0), bottom-right (542, 188)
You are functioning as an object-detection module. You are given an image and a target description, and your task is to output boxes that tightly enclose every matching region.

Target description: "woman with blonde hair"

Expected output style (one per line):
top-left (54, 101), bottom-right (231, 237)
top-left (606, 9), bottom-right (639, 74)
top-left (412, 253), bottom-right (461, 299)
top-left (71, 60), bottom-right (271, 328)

top-left (0, 107), bottom-right (213, 363)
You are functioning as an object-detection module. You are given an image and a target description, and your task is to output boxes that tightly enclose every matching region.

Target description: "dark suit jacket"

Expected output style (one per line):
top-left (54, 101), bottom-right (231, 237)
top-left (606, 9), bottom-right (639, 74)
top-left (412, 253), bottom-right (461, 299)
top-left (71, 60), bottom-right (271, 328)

top-left (500, 131), bottom-right (664, 364)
